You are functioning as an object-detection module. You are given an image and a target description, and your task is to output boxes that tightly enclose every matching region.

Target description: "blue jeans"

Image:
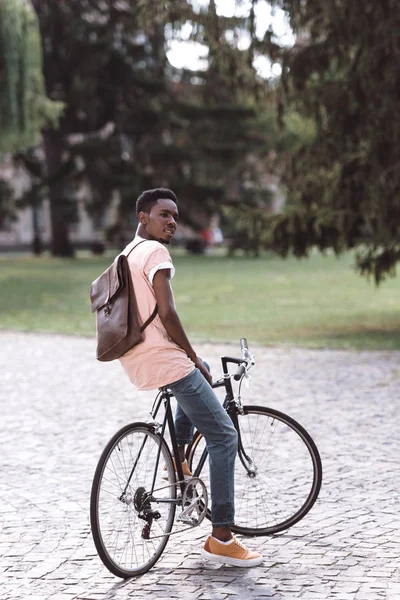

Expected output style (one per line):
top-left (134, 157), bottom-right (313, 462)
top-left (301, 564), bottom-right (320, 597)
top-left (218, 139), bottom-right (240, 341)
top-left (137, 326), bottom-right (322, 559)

top-left (168, 368), bottom-right (238, 527)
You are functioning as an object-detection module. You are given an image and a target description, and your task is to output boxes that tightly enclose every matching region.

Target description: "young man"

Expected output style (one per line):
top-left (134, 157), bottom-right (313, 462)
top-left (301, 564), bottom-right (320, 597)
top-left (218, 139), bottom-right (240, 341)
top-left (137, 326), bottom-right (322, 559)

top-left (119, 188), bottom-right (263, 567)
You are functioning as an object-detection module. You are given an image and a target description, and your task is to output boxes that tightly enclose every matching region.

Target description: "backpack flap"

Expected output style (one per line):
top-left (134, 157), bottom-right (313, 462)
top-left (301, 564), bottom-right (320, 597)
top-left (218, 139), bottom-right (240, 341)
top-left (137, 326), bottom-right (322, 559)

top-left (90, 255), bottom-right (133, 360)
top-left (89, 242), bottom-right (156, 362)
top-left (90, 256), bottom-right (125, 313)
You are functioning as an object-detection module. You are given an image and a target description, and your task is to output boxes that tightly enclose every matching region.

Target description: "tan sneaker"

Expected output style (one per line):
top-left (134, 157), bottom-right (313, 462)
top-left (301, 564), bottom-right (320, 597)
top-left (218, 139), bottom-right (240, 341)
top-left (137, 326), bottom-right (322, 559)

top-left (162, 459), bottom-right (192, 481)
top-left (201, 536), bottom-right (263, 567)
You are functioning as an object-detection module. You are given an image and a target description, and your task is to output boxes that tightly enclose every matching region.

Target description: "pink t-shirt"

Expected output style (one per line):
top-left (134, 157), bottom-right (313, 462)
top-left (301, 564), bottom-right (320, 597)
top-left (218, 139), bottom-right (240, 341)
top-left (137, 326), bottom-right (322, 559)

top-left (119, 237), bottom-right (195, 390)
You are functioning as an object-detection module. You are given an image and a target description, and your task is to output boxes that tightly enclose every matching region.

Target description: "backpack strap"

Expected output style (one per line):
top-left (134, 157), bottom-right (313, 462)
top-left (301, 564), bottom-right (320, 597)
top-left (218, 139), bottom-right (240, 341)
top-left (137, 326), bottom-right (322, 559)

top-left (125, 238), bottom-right (147, 258)
top-left (125, 238), bottom-right (158, 332)
top-left (140, 304), bottom-right (158, 332)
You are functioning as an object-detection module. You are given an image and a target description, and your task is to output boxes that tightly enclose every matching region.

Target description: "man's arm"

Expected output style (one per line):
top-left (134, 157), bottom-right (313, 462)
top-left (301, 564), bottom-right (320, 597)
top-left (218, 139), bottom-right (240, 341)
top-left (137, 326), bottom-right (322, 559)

top-left (152, 269), bottom-right (212, 385)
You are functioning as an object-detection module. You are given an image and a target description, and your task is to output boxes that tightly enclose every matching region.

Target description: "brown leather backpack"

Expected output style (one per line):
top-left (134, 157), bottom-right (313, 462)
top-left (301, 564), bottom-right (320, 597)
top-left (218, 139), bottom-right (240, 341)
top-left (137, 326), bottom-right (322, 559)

top-left (90, 240), bottom-right (157, 362)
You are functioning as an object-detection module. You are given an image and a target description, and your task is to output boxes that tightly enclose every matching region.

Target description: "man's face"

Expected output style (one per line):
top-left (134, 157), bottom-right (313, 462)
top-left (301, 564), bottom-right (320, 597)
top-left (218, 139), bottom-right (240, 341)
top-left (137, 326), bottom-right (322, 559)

top-left (140, 198), bottom-right (179, 245)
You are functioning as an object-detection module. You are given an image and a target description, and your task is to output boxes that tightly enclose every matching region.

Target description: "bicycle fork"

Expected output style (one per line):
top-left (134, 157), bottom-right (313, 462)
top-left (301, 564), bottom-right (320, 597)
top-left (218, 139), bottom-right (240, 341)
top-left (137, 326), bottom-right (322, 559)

top-left (228, 403), bottom-right (258, 478)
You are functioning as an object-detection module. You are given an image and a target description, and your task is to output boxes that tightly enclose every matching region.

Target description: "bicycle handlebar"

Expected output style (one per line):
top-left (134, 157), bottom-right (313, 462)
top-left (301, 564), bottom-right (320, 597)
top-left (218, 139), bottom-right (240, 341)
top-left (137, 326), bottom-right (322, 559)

top-left (233, 363), bottom-right (246, 381)
top-left (233, 338), bottom-right (252, 380)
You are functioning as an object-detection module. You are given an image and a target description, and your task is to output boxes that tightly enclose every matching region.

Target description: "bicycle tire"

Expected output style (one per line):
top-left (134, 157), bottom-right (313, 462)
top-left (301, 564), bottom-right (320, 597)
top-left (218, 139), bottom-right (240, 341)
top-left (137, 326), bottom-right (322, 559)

top-left (90, 422), bottom-right (176, 578)
top-left (187, 405), bottom-right (322, 536)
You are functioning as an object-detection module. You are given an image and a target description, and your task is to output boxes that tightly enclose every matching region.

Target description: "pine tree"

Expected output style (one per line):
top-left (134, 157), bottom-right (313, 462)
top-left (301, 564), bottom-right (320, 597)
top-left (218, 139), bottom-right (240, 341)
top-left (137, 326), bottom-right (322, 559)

top-left (13, 0), bottom-right (285, 256)
top-left (27, 0), bottom-right (173, 256)
top-left (138, 0), bottom-right (275, 243)
top-left (267, 0), bottom-right (400, 283)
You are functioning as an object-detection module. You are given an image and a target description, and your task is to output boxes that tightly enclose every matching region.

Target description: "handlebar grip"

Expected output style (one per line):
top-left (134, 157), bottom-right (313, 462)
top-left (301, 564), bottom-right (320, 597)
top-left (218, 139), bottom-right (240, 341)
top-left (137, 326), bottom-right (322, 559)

top-left (240, 338), bottom-right (248, 351)
top-left (234, 363), bottom-right (246, 381)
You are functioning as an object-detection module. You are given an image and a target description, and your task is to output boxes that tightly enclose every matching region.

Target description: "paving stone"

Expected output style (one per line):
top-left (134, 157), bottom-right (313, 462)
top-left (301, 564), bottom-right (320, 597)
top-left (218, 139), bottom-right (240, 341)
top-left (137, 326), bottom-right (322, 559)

top-left (1, 331), bottom-right (399, 600)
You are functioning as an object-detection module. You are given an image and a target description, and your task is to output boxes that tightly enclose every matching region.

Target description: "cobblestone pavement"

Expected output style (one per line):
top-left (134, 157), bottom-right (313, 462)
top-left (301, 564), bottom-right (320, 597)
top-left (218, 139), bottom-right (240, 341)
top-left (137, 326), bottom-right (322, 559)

top-left (1, 331), bottom-right (399, 600)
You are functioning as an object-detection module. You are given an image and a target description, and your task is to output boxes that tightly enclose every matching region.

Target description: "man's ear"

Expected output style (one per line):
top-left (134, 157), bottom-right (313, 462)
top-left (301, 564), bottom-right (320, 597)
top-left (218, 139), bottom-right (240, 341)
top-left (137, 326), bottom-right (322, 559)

top-left (138, 211), bottom-right (148, 225)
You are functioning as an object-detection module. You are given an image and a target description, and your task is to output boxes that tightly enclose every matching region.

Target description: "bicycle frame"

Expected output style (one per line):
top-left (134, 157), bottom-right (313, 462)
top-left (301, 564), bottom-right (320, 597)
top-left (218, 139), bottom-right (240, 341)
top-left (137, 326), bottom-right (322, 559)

top-left (192, 355), bottom-right (255, 478)
top-left (150, 388), bottom-right (187, 496)
top-left (117, 390), bottom-right (185, 508)
top-left (121, 354), bottom-right (252, 506)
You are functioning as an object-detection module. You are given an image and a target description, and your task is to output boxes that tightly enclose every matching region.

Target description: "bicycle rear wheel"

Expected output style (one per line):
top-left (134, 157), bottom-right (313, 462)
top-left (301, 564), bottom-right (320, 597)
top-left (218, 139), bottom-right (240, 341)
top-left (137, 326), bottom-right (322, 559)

top-left (90, 423), bottom-right (176, 578)
top-left (188, 405), bottom-right (322, 536)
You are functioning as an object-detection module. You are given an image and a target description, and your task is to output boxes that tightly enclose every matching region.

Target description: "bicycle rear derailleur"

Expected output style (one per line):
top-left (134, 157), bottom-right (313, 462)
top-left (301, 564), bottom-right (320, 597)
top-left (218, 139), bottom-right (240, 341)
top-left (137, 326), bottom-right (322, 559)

top-left (133, 486), bottom-right (161, 540)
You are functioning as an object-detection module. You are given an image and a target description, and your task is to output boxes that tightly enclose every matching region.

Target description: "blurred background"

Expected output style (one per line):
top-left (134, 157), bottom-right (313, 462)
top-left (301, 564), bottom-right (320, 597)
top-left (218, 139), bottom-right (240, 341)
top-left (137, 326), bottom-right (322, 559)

top-left (0, 0), bottom-right (399, 348)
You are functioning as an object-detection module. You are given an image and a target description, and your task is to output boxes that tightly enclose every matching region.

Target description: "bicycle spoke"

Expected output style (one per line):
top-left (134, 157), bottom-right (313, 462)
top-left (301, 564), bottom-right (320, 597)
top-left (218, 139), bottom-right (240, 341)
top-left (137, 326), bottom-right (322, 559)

top-left (188, 405), bottom-right (321, 536)
top-left (91, 424), bottom-right (176, 577)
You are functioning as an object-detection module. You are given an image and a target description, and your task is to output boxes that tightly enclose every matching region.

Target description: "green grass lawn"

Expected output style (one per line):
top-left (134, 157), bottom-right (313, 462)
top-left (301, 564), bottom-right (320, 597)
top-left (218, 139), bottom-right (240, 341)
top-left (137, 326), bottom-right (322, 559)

top-left (1, 250), bottom-right (399, 350)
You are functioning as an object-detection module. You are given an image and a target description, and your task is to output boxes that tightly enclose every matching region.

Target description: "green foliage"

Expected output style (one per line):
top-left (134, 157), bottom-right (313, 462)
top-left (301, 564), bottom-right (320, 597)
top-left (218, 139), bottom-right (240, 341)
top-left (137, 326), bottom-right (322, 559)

top-left (223, 188), bottom-right (274, 256)
top-left (136, 0), bottom-right (277, 229)
top-left (25, 0), bottom-right (177, 254)
top-left (24, 0), bottom-right (281, 249)
top-left (2, 1), bottom-right (310, 256)
top-left (0, 0), bottom-right (63, 153)
top-left (268, 0), bottom-right (400, 283)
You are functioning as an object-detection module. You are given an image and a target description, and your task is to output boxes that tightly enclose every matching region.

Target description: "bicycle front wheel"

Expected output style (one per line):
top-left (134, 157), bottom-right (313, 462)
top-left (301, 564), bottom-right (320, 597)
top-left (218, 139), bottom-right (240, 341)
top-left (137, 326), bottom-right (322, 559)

top-left (188, 405), bottom-right (322, 536)
top-left (90, 423), bottom-right (176, 578)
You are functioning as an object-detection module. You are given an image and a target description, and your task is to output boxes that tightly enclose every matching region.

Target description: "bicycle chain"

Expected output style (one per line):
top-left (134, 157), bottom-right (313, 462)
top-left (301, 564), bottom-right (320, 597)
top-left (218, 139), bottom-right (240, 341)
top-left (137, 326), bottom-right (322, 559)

top-left (140, 477), bottom-right (208, 540)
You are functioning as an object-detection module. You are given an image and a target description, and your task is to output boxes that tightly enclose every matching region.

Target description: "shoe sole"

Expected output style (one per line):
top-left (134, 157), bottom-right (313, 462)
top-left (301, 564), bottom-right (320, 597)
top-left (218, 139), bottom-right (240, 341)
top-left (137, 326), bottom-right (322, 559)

top-left (200, 548), bottom-right (263, 568)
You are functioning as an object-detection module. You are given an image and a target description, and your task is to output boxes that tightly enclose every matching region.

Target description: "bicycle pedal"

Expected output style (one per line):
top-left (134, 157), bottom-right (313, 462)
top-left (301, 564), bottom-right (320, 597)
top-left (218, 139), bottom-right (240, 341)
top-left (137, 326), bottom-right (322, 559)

top-left (176, 514), bottom-right (197, 526)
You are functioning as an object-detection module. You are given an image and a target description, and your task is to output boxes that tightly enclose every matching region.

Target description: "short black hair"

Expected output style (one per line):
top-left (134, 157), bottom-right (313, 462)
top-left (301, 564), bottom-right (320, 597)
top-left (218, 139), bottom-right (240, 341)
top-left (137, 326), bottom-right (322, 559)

top-left (136, 188), bottom-right (178, 216)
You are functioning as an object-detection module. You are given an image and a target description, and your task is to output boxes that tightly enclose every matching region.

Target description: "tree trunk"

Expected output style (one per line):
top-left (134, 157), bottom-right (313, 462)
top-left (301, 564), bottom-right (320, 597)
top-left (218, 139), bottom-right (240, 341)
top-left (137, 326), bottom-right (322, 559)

top-left (43, 129), bottom-right (74, 257)
top-left (31, 204), bottom-right (43, 255)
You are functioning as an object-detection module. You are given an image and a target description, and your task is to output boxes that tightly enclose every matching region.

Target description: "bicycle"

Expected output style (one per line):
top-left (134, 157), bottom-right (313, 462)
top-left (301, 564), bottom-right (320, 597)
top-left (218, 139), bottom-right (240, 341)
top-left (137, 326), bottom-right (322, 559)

top-left (90, 339), bottom-right (322, 578)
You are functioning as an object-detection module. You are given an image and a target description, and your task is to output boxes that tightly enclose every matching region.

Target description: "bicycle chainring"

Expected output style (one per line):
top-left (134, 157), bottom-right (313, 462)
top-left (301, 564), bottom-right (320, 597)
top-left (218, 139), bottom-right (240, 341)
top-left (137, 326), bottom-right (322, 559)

top-left (178, 477), bottom-right (208, 527)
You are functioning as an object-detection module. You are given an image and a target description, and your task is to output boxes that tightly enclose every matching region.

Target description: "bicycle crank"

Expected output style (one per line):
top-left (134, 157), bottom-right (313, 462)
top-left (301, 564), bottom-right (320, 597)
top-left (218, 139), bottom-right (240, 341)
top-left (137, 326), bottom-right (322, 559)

top-left (177, 477), bottom-right (208, 526)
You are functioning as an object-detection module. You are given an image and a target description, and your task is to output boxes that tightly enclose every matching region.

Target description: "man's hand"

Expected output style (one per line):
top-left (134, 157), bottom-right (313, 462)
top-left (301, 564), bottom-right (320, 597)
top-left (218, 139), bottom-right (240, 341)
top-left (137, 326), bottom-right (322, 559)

top-left (194, 356), bottom-right (213, 386)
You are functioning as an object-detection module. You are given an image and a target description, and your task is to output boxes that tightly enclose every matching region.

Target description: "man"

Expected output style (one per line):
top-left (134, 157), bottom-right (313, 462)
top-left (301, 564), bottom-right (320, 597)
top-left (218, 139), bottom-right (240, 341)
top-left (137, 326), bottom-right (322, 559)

top-left (119, 188), bottom-right (263, 567)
